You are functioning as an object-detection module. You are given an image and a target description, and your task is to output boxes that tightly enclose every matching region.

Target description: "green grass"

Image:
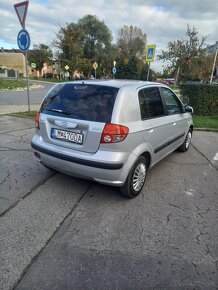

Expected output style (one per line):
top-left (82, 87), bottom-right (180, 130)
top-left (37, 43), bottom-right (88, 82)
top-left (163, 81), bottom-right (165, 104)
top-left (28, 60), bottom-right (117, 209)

top-left (0, 79), bottom-right (34, 90)
top-left (8, 111), bottom-right (38, 119)
top-left (193, 115), bottom-right (218, 129)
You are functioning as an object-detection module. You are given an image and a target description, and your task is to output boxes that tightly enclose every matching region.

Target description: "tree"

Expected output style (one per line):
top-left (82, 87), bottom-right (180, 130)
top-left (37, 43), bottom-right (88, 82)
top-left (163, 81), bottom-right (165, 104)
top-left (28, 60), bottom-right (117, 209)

top-left (138, 60), bottom-right (155, 81)
top-left (158, 25), bottom-right (207, 81)
top-left (78, 15), bottom-right (112, 60)
top-left (116, 55), bottom-right (140, 80)
top-left (54, 22), bottom-right (85, 72)
top-left (125, 55), bottom-right (140, 79)
top-left (117, 25), bottom-right (147, 60)
top-left (28, 44), bottom-right (53, 70)
top-left (78, 15), bottom-right (115, 77)
top-left (54, 15), bottom-right (115, 77)
top-left (116, 54), bottom-right (128, 79)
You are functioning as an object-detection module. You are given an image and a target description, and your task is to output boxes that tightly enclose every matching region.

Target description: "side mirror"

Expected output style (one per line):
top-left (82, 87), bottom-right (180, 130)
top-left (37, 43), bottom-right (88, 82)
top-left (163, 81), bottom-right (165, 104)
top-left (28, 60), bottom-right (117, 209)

top-left (184, 105), bottom-right (194, 114)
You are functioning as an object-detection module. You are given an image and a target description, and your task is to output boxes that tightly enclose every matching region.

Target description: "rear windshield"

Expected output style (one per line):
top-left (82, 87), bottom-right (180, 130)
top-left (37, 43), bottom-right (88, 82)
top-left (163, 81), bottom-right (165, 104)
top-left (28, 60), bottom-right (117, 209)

top-left (40, 83), bottom-right (119, 122)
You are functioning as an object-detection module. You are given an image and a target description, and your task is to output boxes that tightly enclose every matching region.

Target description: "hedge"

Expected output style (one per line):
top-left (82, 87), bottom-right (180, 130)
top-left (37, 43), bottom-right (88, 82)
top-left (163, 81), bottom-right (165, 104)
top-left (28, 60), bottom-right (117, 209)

top-left (180, 84), bottom-right (218, 115)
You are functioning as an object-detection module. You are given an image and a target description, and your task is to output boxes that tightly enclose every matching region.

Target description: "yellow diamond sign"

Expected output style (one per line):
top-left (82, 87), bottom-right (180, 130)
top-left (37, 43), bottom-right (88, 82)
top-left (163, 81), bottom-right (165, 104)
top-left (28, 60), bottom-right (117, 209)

top-left (93, 62), bottom-right (98, 70)
top-left (65, 65), bottom-right (69, 70)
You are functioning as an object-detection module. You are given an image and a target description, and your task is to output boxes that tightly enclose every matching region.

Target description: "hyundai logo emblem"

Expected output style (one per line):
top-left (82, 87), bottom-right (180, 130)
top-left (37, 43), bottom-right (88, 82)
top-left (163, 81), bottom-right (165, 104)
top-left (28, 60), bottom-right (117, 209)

top-left (61, 122), bottom-right (67, 127)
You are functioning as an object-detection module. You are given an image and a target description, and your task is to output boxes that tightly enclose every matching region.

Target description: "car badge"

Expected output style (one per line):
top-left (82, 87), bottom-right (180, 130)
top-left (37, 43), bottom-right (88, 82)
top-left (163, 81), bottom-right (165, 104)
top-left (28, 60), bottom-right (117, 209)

top-left (61, 121), bottom-right (67, 127)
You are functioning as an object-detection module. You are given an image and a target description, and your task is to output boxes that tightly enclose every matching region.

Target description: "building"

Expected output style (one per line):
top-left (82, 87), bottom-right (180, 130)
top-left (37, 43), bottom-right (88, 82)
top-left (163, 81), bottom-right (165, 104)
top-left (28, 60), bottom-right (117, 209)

top-left (0, 49), bottom-right (26, 77)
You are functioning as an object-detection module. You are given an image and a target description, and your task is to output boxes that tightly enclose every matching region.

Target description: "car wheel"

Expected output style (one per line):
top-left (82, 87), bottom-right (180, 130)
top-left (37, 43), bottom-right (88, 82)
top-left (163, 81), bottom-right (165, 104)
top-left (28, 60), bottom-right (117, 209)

top-left (178, 129), bottom-right (192, 152)
top-left (120, 156), bottom-right (147, 198)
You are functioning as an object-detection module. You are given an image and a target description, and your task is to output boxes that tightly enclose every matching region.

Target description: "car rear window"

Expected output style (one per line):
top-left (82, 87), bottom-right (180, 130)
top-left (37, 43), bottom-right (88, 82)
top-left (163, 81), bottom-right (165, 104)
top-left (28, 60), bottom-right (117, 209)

top-left (40, 83), bottom-right (119, 122)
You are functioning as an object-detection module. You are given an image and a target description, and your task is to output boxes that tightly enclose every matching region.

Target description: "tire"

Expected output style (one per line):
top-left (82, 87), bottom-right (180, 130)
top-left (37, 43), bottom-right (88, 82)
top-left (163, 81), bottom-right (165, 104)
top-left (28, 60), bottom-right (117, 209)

top-left (178, 129), bottom-right (192, 152)
top-left (120, 156), bottom-right (147, 198)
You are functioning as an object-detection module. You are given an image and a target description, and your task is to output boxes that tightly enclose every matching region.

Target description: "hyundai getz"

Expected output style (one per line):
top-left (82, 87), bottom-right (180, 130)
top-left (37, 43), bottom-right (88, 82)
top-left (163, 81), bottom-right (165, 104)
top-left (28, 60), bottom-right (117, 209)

top-left (31, 80), bottom-right (193, 198)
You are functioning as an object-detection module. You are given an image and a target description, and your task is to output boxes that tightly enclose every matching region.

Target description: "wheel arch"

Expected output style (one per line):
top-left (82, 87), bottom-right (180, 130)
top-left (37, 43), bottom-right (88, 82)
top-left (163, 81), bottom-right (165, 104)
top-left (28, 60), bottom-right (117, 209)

top-left (140, 151), bottom-right (151, 169)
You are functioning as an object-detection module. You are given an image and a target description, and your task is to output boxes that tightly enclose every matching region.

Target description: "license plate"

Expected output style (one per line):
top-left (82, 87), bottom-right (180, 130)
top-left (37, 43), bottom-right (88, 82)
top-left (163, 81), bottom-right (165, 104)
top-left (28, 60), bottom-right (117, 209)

top-left (51, 128), bottom-right (83, 144)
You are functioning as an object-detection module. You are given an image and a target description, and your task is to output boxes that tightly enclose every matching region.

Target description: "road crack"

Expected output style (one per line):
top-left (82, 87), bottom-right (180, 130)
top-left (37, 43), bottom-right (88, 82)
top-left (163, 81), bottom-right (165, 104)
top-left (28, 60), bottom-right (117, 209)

top-left (13, 182), bottom-right (93, 289)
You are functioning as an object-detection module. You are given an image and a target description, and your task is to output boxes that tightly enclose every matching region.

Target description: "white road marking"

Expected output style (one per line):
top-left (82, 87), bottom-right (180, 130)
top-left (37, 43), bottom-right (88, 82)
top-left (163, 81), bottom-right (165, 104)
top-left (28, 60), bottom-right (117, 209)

top-left (212, 152), bottom-right (218, 161)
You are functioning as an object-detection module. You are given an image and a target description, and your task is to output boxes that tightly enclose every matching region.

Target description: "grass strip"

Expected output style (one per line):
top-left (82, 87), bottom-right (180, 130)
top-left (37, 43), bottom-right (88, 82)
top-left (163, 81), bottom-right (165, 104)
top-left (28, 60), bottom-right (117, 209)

top-left (192, 115), bottom-right (218, 129)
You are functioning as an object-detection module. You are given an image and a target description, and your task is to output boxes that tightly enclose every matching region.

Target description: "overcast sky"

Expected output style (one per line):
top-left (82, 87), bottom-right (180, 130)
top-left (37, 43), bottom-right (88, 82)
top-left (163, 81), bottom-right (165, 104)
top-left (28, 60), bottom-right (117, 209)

top-left (0, 0), bottom-right (217, 72)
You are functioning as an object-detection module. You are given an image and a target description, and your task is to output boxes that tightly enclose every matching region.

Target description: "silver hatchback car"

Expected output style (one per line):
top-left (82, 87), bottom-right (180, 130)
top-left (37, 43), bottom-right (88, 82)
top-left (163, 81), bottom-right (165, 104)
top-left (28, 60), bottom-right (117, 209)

top-left (31, 80), bottom-right (193, 198)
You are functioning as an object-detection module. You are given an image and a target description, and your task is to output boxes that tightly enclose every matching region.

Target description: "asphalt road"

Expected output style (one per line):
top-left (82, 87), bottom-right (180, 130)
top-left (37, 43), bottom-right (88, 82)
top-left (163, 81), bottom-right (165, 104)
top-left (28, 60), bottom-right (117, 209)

top-left (0, 116), bottom-right (217, 290)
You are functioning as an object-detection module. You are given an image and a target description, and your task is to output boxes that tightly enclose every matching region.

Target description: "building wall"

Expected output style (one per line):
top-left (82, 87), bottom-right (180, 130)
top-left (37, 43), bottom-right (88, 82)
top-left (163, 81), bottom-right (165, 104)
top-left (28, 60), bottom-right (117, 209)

top-left (0, 52), bottom-right (26, 77)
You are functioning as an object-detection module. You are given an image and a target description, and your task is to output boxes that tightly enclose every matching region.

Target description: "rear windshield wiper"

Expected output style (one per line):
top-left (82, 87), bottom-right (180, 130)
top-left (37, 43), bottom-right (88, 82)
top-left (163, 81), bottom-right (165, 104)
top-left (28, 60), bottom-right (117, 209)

top-left (46, 108), bottom-right (71, 115)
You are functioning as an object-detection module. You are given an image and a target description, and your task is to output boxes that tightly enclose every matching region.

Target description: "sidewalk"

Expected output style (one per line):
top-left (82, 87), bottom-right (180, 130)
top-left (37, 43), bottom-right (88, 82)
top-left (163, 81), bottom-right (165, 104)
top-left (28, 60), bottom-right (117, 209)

top-left (0, 105), bottom-right (40, 115)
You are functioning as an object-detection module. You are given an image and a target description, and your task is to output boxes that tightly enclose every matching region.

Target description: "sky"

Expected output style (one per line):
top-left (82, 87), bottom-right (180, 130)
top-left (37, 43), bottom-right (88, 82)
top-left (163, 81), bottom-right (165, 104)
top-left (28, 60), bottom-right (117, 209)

top-left (0, 0), bottom-right (218, 72)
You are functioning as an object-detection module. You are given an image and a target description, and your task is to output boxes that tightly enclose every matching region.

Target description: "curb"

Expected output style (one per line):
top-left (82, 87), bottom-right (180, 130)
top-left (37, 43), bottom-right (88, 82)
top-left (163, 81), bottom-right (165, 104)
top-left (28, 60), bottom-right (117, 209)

top-left (194, 128), bottom-right (218, 133)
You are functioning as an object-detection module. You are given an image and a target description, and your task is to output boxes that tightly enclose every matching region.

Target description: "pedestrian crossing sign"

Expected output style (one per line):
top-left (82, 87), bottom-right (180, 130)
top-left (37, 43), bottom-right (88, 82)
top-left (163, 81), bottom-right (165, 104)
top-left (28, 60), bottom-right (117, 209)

top-left (146, 45), bottom-right (156, 62)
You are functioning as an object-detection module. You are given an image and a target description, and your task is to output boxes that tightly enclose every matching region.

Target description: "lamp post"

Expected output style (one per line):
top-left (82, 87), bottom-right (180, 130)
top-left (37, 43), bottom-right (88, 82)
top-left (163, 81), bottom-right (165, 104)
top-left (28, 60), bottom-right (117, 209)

top-left (210, 48), bottom-right (218, 84)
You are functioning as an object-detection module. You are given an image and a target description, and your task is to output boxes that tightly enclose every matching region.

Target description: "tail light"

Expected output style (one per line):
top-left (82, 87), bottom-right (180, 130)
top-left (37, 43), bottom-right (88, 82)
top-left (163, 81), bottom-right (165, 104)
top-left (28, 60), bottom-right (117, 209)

top-left (101, 123), bottom-right (129, 143)
top-left (35, 112), bottom-right (40, 129)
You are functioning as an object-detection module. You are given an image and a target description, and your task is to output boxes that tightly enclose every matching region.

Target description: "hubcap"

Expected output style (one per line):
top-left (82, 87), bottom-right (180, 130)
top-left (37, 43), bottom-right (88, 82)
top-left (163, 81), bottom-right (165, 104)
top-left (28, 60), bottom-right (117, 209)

top-left (133, 163), bottom-right (146, 192)
top-left (186, 132), bottom-right (192, 149)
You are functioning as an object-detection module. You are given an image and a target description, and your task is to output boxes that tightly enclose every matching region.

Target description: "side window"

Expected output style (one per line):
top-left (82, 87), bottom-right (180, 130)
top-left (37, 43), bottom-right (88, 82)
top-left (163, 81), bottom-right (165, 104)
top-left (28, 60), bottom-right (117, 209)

top-left (160, 87), bottom-right (183, 115)
top-left (138, 87), bottom-right (164, 119)
top-left (138, 90), bottom-right (149, 119)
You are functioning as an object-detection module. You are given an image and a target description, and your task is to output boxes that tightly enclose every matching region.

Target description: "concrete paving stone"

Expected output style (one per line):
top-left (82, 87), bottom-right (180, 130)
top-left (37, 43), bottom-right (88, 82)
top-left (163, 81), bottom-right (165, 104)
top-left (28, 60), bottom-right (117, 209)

top-left (0, 105), bottom-right (40, 115)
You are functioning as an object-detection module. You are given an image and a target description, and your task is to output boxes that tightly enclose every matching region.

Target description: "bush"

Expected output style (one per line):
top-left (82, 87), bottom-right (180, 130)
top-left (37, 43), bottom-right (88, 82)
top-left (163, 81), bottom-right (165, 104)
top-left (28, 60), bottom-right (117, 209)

top-left (180, 84), bottom-right (218, 115)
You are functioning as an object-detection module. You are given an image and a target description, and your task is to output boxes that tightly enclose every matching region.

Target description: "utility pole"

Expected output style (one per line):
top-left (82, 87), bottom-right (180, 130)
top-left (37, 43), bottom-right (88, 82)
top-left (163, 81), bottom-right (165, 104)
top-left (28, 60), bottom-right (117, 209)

top-left (210, 48), bottom-right (218, 84)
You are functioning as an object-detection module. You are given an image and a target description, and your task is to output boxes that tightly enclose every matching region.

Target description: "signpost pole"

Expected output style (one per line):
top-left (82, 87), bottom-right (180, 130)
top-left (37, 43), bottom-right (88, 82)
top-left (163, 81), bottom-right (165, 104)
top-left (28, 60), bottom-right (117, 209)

top-left (147, 63), bottom-right (150, 81)
top-left (14, 1), bottom-right (30, 112)
top-left (93, 62), bottom-right (98, 79)
top-left (25, 52), bottom-right (30, 112)
top-left (145, 45), bottom-right (156, 82)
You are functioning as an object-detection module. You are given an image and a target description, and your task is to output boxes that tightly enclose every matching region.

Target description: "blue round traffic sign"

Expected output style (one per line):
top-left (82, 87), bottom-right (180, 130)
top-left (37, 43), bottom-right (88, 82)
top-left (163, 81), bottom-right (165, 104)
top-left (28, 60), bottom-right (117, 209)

top-left (112, 67), bottom-right (116, 74)
top-left (17, 29), bottom-right (30, 52)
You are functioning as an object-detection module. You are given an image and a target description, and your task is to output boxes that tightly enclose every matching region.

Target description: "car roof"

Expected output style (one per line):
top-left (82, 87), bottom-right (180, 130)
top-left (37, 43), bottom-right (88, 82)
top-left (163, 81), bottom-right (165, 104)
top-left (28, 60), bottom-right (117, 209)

top-left (59, 79), bottom-right (161, 90)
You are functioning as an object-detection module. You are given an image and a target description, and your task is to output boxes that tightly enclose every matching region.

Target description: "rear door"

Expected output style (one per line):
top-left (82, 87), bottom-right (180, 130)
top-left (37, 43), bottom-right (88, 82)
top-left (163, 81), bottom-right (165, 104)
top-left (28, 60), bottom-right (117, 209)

top-left (39, 83), bottom-right (118, 153)
top-left (138, 86), bottom-right (172, 164)
top-left (159, 87), bottom-right (190, 150)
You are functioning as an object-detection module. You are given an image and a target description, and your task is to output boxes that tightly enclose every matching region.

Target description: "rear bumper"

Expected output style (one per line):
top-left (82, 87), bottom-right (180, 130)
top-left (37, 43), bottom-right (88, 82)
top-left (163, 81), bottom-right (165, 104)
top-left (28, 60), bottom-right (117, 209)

top-left (31, 142), bottom-right (123, 170)
top-left (31, 135), bottom-right (136, 186)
